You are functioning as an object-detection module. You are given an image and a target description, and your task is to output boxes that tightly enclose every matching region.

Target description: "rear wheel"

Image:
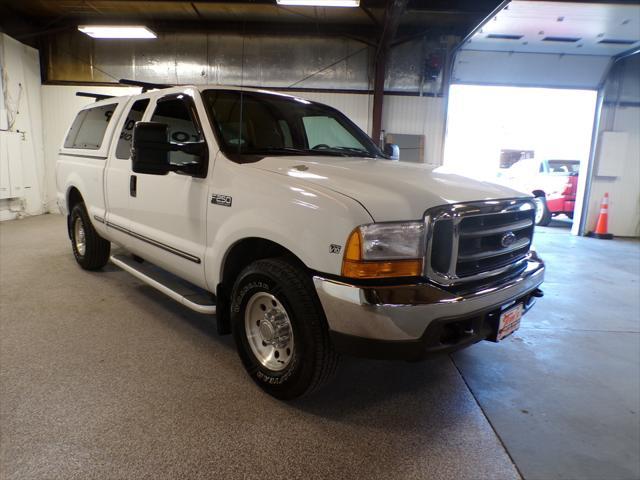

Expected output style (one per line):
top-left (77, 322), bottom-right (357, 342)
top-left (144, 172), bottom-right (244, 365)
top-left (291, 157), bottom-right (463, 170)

top-left (230, 258), bottom-right (338, 400)
top-left (70, 203), bottom-right (111, 270)
top-left (533, 196), bottom-right (552, 226)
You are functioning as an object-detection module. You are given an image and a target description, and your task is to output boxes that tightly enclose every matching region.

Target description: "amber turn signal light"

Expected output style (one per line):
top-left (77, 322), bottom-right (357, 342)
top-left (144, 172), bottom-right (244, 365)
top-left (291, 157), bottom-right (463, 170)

top-left (341, 228), bottom-right (423, 279)
top-left (341, 258), bottom-right (423, 279)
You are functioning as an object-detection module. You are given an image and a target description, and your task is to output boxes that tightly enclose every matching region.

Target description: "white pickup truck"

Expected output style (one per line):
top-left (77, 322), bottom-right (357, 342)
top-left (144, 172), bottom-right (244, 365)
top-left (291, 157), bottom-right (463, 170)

top-left (56, 84), bottom-right (544, 399)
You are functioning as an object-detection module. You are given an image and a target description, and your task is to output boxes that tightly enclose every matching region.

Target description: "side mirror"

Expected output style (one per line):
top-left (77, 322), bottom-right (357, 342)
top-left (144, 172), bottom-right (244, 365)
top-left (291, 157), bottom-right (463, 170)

top-left (132, 122), bottom-right (171, 175)
top-left (384, 143), bottom-right (400, 161)
top-left (132, 122), bottom-right (208, 176)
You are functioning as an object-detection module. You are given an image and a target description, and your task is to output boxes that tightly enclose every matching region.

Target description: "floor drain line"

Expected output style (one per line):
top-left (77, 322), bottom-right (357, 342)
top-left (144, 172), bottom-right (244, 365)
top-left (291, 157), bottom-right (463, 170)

top-left (450, 354), bottom-right (525, 480)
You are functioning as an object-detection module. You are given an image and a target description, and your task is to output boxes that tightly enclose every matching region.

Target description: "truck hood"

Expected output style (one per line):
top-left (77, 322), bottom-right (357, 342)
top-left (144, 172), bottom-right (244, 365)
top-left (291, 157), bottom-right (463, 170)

top-left (251, 156), bottom-right (529, 221)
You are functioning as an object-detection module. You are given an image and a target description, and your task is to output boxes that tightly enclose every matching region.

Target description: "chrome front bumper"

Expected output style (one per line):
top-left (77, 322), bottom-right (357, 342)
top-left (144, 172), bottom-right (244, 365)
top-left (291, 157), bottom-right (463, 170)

top-left (313, 253), bottom-right (544, 357)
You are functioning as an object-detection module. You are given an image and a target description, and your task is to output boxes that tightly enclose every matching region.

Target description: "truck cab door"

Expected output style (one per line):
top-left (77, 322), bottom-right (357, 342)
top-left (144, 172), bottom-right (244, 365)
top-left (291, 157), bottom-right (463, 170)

top-left (123, 91), bottom-right (210, 288)
top-left (104, 98), bottom-right (152, 248)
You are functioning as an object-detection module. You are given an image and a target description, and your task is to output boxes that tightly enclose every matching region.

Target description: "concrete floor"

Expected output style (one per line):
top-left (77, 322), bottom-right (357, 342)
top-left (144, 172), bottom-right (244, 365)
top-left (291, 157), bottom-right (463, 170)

top-left (1, 214), bottom-right (638, 480)
top-left (455, 218), bottom-right (640, 480)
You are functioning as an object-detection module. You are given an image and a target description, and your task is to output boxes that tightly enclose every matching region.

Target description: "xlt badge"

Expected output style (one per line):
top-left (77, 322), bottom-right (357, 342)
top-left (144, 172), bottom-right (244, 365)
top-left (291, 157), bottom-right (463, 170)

top-left (211, 194), bottom-right (232, 207)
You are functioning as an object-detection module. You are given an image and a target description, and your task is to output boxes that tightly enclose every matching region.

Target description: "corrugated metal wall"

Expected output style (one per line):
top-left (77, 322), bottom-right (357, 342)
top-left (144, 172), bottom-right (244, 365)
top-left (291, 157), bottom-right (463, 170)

top-left (40, 30), bottom-right (450, 214)
top-left (46, 31), bottom-right (447, 94)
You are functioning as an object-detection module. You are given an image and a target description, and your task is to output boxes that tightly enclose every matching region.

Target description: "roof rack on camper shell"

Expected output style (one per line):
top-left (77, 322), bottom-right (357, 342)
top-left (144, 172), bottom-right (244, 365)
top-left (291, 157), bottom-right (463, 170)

top-left (75, 79), bottom-right (173, 102)
top-left (118, 78), bottom-right (172, 92)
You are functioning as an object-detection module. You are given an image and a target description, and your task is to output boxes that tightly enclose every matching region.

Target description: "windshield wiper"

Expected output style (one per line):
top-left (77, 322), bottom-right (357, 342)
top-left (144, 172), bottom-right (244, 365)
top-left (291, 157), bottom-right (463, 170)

top-left (239, 147), bottom-right (309, 155)
top-left (240, 147), bottom-right (348, 157)
top-left (328, 146), bottom-right (377, 157)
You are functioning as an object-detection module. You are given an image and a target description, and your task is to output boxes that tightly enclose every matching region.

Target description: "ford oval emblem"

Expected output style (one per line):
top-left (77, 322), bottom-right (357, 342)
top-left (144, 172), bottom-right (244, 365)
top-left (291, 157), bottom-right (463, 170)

top-left (500, 231), bottom-right (517, 248)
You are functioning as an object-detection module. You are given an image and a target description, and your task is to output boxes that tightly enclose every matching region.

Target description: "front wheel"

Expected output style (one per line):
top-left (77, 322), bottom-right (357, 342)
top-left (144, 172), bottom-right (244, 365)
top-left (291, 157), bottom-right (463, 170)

top-left (533, 196), bottom-right (552, 226)
top-left (230, 258), bottom-right (338, 400)
top-left (69, 203), bottom-right (111, 270)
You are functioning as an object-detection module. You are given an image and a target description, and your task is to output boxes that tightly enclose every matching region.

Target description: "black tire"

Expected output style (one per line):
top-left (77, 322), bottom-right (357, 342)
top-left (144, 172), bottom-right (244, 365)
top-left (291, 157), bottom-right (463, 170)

top-left (533, 196), bottom-right (552, 226)
top-left (230, 258), bottom-right (338, 400)
top-left (69, 203), bottom-right (111, 270)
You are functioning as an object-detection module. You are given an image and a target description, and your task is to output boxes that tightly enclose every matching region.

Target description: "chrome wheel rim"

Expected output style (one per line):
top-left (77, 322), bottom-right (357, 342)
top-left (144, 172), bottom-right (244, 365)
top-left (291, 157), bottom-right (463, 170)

top-left (534, 198), bottom-right (544, 224)
top-left (244, 292), bottom-right (294, 372)
top-left (74, 217), bottom-right (86, 256)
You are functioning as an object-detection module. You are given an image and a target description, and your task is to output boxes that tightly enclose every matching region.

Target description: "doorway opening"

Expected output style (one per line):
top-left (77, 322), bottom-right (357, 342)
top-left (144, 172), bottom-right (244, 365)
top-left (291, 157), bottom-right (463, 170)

top-left (443, 84), bottom-right (597, 231)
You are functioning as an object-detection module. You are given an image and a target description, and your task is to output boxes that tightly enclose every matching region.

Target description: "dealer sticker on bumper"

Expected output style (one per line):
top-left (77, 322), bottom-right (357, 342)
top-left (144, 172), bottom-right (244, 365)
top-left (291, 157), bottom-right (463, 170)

top-left (497, 303), bottom-right (524, 341)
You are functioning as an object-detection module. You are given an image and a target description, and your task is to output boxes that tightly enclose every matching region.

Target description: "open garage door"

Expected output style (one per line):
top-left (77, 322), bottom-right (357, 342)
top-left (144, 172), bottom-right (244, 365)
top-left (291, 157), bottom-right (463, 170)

top-left (445, 0), bottom-right (640, 235)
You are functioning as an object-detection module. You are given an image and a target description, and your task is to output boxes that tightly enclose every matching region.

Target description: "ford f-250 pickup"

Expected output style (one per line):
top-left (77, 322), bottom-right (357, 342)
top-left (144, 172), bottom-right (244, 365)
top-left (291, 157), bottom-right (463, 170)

top-left (56, 84), bottom-right (545, 399)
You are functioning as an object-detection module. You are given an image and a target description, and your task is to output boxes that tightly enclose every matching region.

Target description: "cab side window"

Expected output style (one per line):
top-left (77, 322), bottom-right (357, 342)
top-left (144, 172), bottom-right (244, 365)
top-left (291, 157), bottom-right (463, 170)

top-left (150, 97), bottom-right (202, 166)
top-left (115, 99), bottom-right (150, 159)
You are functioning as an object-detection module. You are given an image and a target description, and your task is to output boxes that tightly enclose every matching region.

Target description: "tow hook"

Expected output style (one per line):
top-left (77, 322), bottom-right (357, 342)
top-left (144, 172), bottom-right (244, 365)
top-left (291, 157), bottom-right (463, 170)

top-left (525, 288), bottom-right (543, 311)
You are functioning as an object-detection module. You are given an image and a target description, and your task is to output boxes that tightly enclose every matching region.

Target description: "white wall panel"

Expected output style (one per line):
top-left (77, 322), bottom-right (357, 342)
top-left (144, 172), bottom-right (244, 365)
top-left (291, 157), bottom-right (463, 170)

top-left (588, 106), bottom-right (640, 237)
top-left (0, 34), bottom-right (46, 217)
top-left (0, 132), bottom-right (23, 199)
top-left (383, 95), bottom-right (445, 165)
top-left (597, 131), bottom-right (628, 177)
top-left (0, 133), bottom-right (16, 199)
top-left (0, 51), bottom-right (6, 131)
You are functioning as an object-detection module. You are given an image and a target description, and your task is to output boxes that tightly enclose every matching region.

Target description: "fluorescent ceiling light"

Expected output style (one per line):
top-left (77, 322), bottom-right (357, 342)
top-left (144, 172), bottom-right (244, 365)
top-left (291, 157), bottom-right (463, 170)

top-left (276, 0), bottom-right (359, 7)
top-left (78, 25), bottom-right (157, 39)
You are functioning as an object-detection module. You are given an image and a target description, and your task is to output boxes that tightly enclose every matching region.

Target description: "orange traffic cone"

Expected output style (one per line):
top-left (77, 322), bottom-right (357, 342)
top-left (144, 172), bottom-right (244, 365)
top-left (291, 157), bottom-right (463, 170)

top-left (588, 193), bottom-right (614, 239)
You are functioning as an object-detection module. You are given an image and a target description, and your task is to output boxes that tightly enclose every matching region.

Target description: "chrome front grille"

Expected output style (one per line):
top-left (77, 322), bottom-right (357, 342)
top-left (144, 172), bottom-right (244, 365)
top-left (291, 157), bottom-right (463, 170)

top-left (424, 199), bottom-right (535, 286)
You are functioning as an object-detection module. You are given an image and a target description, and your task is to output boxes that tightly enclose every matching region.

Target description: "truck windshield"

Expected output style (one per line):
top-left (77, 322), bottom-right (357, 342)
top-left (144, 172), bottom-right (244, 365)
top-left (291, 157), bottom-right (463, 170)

top-left (202, 90), bottom-right (384, 160)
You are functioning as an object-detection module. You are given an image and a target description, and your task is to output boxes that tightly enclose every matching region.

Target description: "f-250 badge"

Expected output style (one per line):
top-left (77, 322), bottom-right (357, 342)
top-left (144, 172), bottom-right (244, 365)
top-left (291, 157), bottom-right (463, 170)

top-left (329, 244), bottom-right (342, 254)
top-left (211, 194), bottom-right (232, 207)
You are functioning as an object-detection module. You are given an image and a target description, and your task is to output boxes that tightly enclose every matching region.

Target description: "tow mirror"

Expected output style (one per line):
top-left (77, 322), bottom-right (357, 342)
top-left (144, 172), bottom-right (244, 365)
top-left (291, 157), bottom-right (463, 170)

top-left (384, 143), bottom-right (400, 161)
top-left (131, 122), bottom-right (171, 175)
top-left (132, 122), bottom-right (207, 175)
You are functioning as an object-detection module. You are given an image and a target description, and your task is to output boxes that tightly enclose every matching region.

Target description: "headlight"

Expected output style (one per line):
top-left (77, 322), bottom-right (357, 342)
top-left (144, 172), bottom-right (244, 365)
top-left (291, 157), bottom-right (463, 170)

top-left (342, 221), bottom-right (426, 279)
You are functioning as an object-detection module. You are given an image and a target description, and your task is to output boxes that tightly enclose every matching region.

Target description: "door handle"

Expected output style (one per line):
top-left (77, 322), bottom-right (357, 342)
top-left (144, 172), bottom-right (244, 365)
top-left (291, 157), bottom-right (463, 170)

top-left (130, 175), bottom-right (137, 197)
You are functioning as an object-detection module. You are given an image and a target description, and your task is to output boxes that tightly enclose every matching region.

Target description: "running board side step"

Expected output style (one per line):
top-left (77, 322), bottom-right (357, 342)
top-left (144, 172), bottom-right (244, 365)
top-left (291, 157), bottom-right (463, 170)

top-left (110, 254), bottom-right (216, 315)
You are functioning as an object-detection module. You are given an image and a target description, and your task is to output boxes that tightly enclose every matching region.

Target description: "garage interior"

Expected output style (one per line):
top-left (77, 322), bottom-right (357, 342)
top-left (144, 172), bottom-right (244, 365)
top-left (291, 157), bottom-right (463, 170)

top-left (1, 1), bottom-right (639, 479)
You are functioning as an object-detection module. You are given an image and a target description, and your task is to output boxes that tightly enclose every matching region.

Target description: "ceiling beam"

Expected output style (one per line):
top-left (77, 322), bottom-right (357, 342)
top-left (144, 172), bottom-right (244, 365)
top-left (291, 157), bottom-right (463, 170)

top-left (10, 17), bottom-right (391, 45)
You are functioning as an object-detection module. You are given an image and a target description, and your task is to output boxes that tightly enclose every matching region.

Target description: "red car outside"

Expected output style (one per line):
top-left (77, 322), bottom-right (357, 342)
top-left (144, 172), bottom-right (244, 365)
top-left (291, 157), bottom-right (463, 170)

top-left (502, 158), bottom-right (579, 226)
